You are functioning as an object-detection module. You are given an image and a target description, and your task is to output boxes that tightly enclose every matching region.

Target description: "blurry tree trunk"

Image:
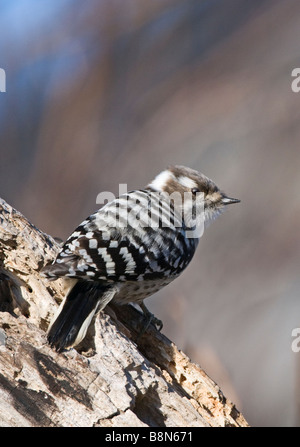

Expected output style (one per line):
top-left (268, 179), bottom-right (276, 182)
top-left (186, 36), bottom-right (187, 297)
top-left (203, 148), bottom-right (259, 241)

top-left (0, 198), bottom-right (248, 427)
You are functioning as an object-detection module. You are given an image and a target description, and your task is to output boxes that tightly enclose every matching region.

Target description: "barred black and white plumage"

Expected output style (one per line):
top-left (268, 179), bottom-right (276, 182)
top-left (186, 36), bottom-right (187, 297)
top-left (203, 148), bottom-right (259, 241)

top-left (41, 165), bottom-right (240, 352)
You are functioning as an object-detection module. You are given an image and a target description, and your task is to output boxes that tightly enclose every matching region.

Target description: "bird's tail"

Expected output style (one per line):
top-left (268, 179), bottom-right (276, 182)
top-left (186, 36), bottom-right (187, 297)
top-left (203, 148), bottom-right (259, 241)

top-left (47, 280), bottom-right (116, 352)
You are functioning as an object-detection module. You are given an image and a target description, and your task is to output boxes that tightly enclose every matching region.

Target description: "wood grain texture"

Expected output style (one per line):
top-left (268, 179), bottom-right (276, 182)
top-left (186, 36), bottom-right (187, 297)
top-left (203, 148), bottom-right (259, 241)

top-left (0, 198), bottom-right (248, 427)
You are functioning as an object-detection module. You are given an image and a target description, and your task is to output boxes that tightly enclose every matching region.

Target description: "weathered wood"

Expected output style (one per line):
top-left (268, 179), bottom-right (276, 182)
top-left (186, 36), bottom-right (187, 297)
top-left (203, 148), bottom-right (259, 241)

top-left (0, 198), bottom-right (248, 427)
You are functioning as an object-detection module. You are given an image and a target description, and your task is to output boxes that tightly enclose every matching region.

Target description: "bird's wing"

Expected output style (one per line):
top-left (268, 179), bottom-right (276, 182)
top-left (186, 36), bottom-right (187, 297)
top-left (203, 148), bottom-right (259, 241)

top-left (41, 191), bottom-right (192, 282)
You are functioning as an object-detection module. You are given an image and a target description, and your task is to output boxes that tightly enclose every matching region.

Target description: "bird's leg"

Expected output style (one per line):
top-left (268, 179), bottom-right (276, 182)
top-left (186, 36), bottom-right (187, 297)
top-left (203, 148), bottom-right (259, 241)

top-left (139, 301), bottom-right (163, 336)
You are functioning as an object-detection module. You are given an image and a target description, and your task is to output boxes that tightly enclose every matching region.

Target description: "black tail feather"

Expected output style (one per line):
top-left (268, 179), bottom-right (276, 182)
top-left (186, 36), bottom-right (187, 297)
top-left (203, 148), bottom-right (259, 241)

top-left (47, 281), bottom-right (115, 352)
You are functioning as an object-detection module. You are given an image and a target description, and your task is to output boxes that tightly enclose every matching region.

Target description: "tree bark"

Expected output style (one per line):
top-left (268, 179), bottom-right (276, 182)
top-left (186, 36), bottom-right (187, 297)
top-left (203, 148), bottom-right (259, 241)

top-left (0, 198), bottom-right (248, 427)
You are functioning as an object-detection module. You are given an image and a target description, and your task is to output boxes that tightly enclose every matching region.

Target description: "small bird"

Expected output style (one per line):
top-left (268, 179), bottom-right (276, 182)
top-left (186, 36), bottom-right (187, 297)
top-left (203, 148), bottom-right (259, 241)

top-left (41, 165), bottom-right (240, 352)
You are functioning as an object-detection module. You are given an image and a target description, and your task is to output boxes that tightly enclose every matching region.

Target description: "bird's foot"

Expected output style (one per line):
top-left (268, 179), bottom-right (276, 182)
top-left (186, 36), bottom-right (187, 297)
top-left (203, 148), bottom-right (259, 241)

top-left (138, 302), bottom-right (163, 337)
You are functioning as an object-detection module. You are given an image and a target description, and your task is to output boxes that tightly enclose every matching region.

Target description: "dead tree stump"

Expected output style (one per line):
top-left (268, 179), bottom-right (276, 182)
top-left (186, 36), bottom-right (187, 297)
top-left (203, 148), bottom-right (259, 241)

top-left (0, 197), bottom-right (248, 427)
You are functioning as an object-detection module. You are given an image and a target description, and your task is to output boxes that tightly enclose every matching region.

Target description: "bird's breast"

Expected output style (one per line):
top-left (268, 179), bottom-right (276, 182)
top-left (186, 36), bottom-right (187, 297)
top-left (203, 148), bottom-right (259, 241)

top-left (112, 276), bottom-right (177, 305)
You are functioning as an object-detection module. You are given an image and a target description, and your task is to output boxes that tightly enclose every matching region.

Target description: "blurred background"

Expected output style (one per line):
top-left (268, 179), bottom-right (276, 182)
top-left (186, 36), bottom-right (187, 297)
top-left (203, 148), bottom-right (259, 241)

top-left (1, 0), bottom-right (300, 426)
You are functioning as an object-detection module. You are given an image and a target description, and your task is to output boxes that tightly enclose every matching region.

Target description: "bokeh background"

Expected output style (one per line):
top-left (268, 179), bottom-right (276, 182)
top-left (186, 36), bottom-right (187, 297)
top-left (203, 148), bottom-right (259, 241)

top-left (1, 0), bottom-right (300, 427)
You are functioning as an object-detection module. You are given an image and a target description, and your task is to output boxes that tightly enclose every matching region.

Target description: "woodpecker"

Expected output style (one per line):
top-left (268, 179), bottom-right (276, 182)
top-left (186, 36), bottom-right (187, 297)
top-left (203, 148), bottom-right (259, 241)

top-left (41, 165), bottom-right (240, 352)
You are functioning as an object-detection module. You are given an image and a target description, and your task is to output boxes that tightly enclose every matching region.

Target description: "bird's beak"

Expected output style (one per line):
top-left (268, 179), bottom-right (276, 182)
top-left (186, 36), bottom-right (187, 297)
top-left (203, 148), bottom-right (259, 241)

top-left (221, 196), bottom-right (240, 205)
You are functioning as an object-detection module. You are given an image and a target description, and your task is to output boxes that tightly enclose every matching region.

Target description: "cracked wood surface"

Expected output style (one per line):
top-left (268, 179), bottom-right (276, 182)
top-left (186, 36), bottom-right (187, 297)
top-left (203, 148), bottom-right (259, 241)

top-left (0, 197), bottom-right (249, 427)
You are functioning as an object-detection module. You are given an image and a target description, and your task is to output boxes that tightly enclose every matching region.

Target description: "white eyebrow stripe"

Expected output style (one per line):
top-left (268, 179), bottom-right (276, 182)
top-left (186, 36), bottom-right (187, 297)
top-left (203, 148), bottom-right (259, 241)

top-left (148, 170), bottom-right (176, 191)
top-left (177, 176), bottom-right (198, 189)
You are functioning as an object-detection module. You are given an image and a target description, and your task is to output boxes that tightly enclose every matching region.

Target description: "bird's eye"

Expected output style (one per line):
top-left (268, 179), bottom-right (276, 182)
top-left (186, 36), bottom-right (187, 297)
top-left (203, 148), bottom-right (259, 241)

top-left (191, 188), bottom-right (200, 195)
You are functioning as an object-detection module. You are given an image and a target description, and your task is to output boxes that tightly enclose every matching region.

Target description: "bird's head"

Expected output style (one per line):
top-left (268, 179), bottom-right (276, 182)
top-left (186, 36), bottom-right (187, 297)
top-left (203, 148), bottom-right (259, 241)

top-left (147, 165), bottom-right (240, 235)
